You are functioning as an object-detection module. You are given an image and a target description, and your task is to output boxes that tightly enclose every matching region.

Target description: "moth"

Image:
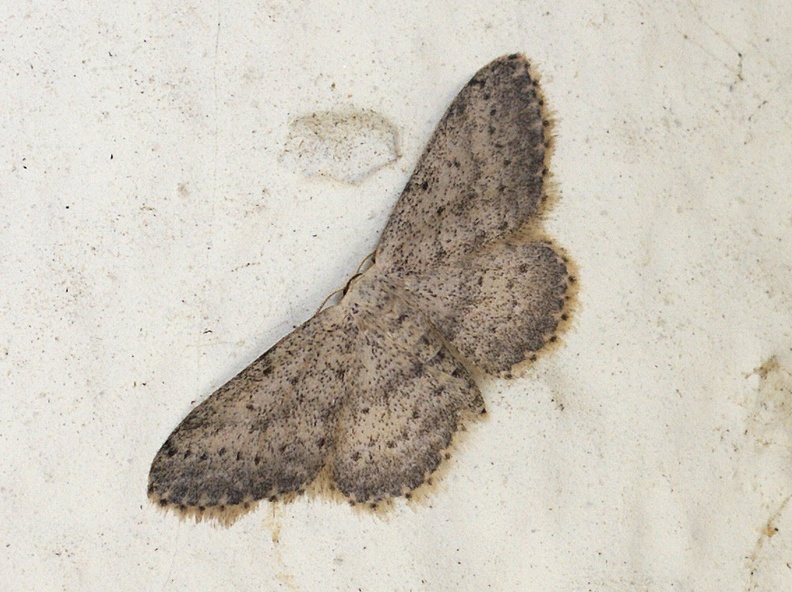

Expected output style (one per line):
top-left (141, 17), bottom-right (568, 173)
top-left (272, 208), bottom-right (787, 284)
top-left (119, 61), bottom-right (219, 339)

top-left (149, 54), bottom-right (572, 521)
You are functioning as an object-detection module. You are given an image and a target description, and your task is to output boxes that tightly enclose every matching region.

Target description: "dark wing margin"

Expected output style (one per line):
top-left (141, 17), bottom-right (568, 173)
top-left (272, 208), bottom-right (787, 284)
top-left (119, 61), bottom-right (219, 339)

top-left (148, 306), bottom-right (351, 522)
top-left (376, 54), bottom-right (548, 276)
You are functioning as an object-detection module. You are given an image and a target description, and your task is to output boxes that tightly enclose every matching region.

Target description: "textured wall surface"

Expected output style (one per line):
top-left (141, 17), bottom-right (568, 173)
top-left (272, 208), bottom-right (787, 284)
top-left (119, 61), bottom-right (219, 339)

top-left (2, 2), bottom-right (791, 590)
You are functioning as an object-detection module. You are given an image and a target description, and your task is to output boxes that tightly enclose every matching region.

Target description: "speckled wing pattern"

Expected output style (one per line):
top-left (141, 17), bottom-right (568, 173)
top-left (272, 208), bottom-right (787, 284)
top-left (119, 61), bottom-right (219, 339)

top-left (376, 53), bottom-right (547, 275)
top-left (149, 307), bottom-right (350, 512)
top-left (149, 54), bottom-right (571, 519)
top-left (329, 273), bottom-right (485, 502)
